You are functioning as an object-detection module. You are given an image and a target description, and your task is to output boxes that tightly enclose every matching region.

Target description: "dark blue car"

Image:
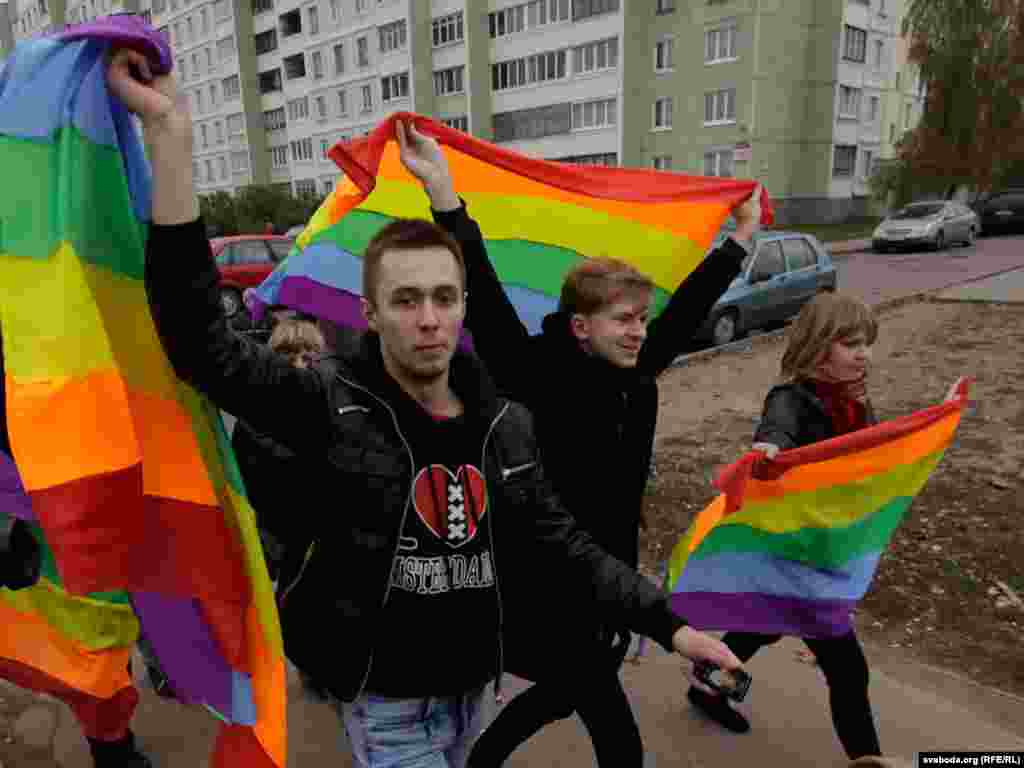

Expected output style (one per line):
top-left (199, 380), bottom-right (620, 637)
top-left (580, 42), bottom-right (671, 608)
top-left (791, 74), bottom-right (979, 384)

top-left (696, 231), bottom-right (839, 346)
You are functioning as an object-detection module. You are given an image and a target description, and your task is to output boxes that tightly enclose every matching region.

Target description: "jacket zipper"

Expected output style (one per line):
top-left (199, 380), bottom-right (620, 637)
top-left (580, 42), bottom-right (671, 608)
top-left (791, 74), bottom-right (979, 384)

top-left (483, 403), bottom-right (511, 704)
top-left (333, 373), bottom-right (418, 704)
top-left (277, 541), bottom-right (317, 607)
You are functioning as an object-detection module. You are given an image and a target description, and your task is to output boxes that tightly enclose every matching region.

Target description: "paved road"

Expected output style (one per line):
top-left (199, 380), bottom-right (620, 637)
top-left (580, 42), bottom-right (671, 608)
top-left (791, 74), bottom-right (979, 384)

top-left (836, 234), bottom-right (1024, 306)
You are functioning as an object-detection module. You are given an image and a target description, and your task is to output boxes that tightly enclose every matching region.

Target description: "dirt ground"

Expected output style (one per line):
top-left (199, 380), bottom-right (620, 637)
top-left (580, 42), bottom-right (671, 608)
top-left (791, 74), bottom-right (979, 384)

top-left (641, 298), bottom-right (1024, 697)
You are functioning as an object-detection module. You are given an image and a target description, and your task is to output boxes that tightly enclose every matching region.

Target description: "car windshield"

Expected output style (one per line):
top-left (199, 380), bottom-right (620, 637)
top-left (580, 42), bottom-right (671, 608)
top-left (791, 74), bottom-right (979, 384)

top-left (891, 203), bottom-right (944, 219)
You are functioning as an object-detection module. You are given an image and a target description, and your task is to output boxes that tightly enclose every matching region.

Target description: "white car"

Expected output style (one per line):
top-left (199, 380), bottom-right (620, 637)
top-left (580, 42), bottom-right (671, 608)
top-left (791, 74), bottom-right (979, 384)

top-left (872, 201), bottom-right (978, 253)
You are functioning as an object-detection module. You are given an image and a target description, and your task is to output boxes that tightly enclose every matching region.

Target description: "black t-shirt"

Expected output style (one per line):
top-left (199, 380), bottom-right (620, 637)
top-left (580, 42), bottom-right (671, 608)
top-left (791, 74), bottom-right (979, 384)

top-left (365, 409), bottom-right (500, 697)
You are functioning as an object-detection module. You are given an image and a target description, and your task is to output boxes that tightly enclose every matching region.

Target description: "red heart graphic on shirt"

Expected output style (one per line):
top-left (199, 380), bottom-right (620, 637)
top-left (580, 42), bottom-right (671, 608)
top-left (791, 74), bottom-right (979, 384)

top-left (412, 465), bottom-right (488, 549)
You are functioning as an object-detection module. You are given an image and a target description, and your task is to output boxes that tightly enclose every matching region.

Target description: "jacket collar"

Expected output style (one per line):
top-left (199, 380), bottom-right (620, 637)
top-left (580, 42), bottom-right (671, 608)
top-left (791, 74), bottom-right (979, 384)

top-left (541, 311), bottom-right (640, 391)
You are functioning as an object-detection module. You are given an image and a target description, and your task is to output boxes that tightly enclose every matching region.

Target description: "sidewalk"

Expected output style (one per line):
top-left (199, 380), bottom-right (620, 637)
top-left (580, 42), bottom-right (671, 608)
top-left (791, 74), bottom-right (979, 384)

top-left (826, 238), bottom-right (873, 257)
top-left (5, 635), bottom-right (1022, 768)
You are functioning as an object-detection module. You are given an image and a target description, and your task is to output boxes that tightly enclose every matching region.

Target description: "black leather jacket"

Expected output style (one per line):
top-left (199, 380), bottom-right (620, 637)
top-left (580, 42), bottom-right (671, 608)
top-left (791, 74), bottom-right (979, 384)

top-left (144, 218), bottom-right (687, 702)
top-left (754, 380), bottom-right (878, 450)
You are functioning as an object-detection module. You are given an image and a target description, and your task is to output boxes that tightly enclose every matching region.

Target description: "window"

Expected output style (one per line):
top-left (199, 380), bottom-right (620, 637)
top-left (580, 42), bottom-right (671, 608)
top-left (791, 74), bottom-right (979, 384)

top-left (337, 89), bottom-right (348, 116)
top-left (781, 238), bottom-right (816, 271)
top-left (381, 72), bottom-right (409, 101)
top-left (209, 83), bottom-right (218, 108)
top-left (258, 68), bottom-right (282, 93)
top-left (652, 154), bottom-right (672, 170)
top-left (572, 0), bottom-right (619, 21)
top-left (874, 39), bottom-right (884, 69)
top-left (201, 124), bottom-right (209, 148)
top-left (704, 149), bottom-right (734, 177)
top-left (493, 104), bottom-right (571, 142)
top-left (862, 149), bottom-right (875, 178)
top-left (322, 178), bottom-right (334, 194)
top-left (200, 8), bottom-right (208, 35)
top-left (843, 25), bottom-right (867, 62)
top-left (196, 89), bottom-right (204, 113)
top-left (205, 160), bottom-right (214, 183)
top-left (187, 16), bottom-right (194, 41)
top-left (571, 97), bottom-right (616, 130)
top-left (489, 4), bottom-right (525, 38)
top-left (839, 85), bottom-right (862, 118)
top-left (215, 0), bottom-right (230, 20)
top-left (177, 57), bottom-right (186, 80)
top-left (704, 88), bottom-right (736, 125)
top-left (433, 11), bottom-right (464, 47)
top-left (441, 116), bottom-right (469, 132)
top-left (527, 0), bottom-right (570, 28)
top-left (361, 83), bottom-right (373, 111)
top-left (206, 47), bottom-right (214, 71)
top-left (284, 53), bottom-right (307, 79)
top-left (379, 20), bottom-right (407, 53)
top-left (355, 0), bottom-right (367, 11)
top-left (655, 38), bottom-right (673, 72)
top-left (216, 121), bottom-right (224, 143)
top-left (833, 144), bottom-right (857, 177)
top-left (333, 43), bottom-right (345, 74)
top-left (295, 179), bottom-right (317, 197)
top-left (227, 113), bottom-right (244, 138)
top-left (288, 97), bottom-right (309, 121)
top-left (751, 241), bottom-right (784, 279)
top-left (705, 23), bottom-right (737, 63)
top-left (234, 241), bottom-right (271, 263)
top-left (656, 0), bottom-right (675, 12)
top-left (356, 36), bottom-right (369, 67)
top-left (217, 36), bottom-right (235, 61)
top-left (311, 50), bottom-right (324, 79)
top-left (291, 138), bottom-right (314, 162)
top-left (219, 156), bottom-right (228, 180)
top-left (191, 53), bottom-right (201, 79)
top-left (307, 5), bottom-right (319, 35)
top-left (653, 97), bottom-right (673, 129)
top-left (280, 8), bottom-right (301, 37)
top-left (264, 107), bottom-right (286, 131)
top-left (572, 38), bottom-right (617, 75)
top-left (253, 0), bottom-right (272, 12)
top-left (868, 95), bottom-right (879, 122)
top-left (315, 94), bottom-right (327, 119)
top-left (434, 66), bottom-right (465, 95)
top-left (254, 28), bottom-right (278, 54)
top-left (222, 75), bottom-right (240, 101)
top-left (153, 0), bottom-right (166, 13)
top-left (320, 138), bottom-right (330, 159)
top-left (270, 145), bottom-right (289, 168)
top-left (491, 52), bottom-right (565, 91)
top-left (173, 22), bottom-right (181, 45)
top-left (555, 152), bottom-right (617, 166)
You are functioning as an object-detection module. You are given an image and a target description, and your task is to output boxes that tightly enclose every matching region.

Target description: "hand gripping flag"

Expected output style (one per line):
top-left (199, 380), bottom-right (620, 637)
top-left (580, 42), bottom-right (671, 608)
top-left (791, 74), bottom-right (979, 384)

top-left (666, 379), bottom-right (971, 638)
top-left (248, 112), bottom-right (773, 333)
top-left (0, 18), bottom-right (285, 767)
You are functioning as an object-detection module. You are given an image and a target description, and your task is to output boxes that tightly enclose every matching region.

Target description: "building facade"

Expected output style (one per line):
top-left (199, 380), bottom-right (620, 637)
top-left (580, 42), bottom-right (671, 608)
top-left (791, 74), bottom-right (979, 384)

top-left (2, 0), bottom-right (927, 222)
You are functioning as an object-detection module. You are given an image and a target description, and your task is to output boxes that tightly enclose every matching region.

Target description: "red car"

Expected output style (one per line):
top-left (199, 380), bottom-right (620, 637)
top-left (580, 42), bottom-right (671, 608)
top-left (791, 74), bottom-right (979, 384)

top-left (211, 235), bottom-right (294, 317)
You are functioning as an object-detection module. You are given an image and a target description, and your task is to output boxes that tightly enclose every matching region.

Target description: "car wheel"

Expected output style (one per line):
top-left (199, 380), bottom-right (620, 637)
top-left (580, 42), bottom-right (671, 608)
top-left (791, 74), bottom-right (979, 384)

top-left (220, 287), bottom-right (243, 317)
top-left (934, 230), bottom-right (946, 251)
top-left (965, 226), bottom-right (977, 246)
top-left (711, 310), bottom-right (739, 346)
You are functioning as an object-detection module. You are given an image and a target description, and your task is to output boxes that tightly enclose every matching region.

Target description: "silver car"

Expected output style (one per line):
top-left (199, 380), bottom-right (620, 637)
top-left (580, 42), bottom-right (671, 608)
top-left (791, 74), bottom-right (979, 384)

top-left (872, 200), bottom-right (979, 252)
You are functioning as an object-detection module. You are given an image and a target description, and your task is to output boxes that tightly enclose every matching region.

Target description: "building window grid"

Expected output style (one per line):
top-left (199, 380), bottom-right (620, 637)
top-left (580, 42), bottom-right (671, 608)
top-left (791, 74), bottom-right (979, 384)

top-left (311, 50), bottom-right (324, 79)
top-left (489, 0), bottom-right (569, 39)
top-left (655, 37), bottom-right (673, 72)
top-left (333, 42), bottom-right (345, 75)
top-left (432, 11), bottom-right (464, 47)
top-left (704, 88), bottom-right (737, 125)
top-left (571, 97), bottom-right (616, 131)
top-left (833, 144), bottom-right (857, 177)
top-left (291, 138), bottom-right (314, 163)
top-left (361, 83), bottom-right (374, 112)
top-left (270, 145), bottom-right (289, 168)
top-left (441, 116), bottom-right (469, 132)
top-left (703, 149), bottom-right (734, 177)
top-left (843, 25), bottom-right (867, 62)
top-left (491, 52), bottom-right (566, 92)
top-left (381, 72), bottom-right (409, 102)
top-left (434, 66), bottom-right (465, 96)
top-left (653, 97), bottom-right (673, 129)
top-left (705, 24), bottom-right (737, 64)
top-left (652, 155), bottom-right (673, 170)
top-left (288, 97), bottom-right (309, 121)
top-left (379, 19), bottom-right (407, 54)
top-left (264, 107), bottom-right (286, 131)
top-left (839, 85), bottom-right (862, 119)
top-left (572, 38), bottom-right (617, 75)
top-left (222, 75), bottom-right (240, 101)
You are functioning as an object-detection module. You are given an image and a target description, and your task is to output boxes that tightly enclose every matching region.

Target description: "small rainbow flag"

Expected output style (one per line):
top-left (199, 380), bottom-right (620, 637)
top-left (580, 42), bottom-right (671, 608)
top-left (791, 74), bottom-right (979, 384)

top-left (666, 380), bottom-right (970, 638)
top-left (0, 18), bottom-right (284, 767)
top-left (249, 112), bottom-right (772, 331)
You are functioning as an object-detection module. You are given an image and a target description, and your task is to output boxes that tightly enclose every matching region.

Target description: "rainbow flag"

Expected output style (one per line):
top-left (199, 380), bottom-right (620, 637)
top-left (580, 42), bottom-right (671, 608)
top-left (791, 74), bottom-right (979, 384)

top-left (249, 112), bottom-right (772, 332)
top-left (666, 380), bottom-right (970, 638)
top-left (0, 18), bottom-right (284, 767)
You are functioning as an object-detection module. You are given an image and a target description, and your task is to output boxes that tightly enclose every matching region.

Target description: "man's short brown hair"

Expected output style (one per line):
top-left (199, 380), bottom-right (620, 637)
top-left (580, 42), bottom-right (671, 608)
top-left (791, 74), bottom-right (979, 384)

top-left (558, 257), bottom-right (654, 316)
top-left (362, 219), bottom-right (466, 303)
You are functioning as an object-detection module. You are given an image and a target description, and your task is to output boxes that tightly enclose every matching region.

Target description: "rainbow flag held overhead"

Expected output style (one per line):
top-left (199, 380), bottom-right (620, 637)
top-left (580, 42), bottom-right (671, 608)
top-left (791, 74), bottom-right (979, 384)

top-left (0, 18), bottom-right (284, 767)
top-left (666, 379), bottom-right (970, 638)
top-left (249, 112), bottom-right (773, 333)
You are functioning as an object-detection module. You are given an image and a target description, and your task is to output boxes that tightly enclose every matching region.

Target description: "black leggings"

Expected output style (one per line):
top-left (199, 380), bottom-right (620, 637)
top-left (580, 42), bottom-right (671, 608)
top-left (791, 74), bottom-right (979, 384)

top-left (467, 634), bottom-right (641, 768)
top-left (724, 630), bottom-right (881, 760)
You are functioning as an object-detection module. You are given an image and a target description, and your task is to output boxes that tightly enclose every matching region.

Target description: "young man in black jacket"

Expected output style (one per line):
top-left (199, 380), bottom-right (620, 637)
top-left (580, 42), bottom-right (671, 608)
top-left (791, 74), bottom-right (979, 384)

top-left (107, 49), bottom-right (742, 767)
top-left (392, 122), bottom-right (762, 767)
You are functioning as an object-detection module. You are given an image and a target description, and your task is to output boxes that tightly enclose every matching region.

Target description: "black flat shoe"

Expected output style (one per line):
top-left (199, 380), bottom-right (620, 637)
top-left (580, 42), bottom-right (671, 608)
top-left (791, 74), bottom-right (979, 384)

top-left (687, 686), bottom-right (751, 733)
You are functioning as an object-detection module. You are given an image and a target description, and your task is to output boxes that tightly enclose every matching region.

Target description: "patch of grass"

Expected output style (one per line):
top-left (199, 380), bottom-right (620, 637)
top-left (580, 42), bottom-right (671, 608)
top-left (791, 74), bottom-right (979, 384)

top-left (773, 217), bottom-right (881, 244)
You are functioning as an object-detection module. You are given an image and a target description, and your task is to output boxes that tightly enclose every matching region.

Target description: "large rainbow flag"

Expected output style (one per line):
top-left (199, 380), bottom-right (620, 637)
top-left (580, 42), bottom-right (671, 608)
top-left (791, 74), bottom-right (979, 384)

top-left (0, 18), bottom-right (284, 766)
top-left (249, 112), bottom-right (772, 332)
top-left (666, 379), bottom-right (970, 638)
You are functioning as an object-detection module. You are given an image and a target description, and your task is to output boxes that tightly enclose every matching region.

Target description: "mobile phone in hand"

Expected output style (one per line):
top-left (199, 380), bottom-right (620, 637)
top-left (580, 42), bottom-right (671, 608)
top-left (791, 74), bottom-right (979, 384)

top-left (692, 661), bottom-right (752, 703)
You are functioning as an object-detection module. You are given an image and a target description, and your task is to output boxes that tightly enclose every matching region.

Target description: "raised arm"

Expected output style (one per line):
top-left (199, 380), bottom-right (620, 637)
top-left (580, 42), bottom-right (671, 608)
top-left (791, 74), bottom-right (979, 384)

top-left (638, 187), bottom-right (763, 377)
top-left (108, 49), bottom-right (334, 455)
top-left (396, 121), bottom-right (536, 405)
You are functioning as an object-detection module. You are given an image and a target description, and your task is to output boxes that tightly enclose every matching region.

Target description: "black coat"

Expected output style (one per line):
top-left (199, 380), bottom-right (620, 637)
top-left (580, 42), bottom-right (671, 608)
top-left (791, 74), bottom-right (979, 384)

top-left (432, 204), bottom-right (747, 653)
top-left (754, 381), bottom-right (878, 451)
top-left (144, 217), bottom-right (687, 702)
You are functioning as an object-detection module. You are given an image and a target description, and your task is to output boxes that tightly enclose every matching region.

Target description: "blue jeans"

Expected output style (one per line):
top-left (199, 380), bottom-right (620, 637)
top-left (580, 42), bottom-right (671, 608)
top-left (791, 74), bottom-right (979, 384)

top-left (333, 687), bottom-right (486, 768)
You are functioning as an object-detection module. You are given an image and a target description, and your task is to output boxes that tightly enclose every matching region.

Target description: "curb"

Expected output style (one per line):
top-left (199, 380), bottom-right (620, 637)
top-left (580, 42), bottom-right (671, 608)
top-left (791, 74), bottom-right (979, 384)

top-left (669, 264), bottom-right (1024, 370)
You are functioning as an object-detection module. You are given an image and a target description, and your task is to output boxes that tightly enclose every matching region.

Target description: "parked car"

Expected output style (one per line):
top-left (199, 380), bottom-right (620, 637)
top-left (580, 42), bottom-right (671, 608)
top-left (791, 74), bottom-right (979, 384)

top-left (872, 200), bottom-right (978, 252)
top-left (696, 231), bottom-right (838, 346)
top-left (972, 188), bottom-right (1024, 235)
top-left (211, 235), bottom-right (294, 317)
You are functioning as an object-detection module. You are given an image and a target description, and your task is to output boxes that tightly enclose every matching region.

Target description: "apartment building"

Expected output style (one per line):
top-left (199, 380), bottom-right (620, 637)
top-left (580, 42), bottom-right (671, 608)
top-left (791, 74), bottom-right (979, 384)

top-left (1, 0), bottom-right (925, 222)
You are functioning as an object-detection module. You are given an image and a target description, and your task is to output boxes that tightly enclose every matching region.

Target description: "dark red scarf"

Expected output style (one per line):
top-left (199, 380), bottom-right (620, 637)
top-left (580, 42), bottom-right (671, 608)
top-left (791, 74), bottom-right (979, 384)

top-left (809, 378), bottom-right (868, 436)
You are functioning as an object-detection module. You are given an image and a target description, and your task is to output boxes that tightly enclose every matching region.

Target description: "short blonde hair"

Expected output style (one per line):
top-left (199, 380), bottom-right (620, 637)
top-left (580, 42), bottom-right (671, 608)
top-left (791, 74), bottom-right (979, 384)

top-left (559, 258), bottom-right (654, 315)
top-left (269, 318), bottom-right (326, 368)
top-left (780, 293), bottom-right (877, 381)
